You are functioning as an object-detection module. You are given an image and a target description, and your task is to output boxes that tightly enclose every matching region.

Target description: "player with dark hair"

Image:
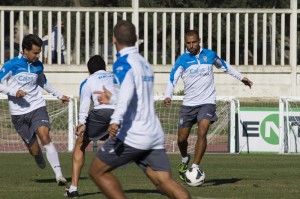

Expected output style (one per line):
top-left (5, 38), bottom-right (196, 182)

top-left (88, 20), bottom-right (191, 199)
top-left (65, 55), bottom-right (116, 197)
top-left (0, 34), bottom-right (69, 185)
top-left (164, 29), bottom-right (253, 182)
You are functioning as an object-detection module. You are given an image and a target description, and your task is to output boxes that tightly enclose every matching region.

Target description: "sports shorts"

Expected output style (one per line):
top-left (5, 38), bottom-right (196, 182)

top-left (97, 139), bottom-right (171, 172)
top-left (11, 106), bottom-right (50, 147)
top-left (84, 108), bottom-right (114, 141)
top-left (178, 104), bottom-right (218, 128)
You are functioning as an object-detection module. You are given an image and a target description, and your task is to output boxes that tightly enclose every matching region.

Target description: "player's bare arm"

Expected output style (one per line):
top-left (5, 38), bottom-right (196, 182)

top-left (16, 90), bottom-right (26, 98)
top-left (164, 97), bottom-right (172, 108)
top-left (241, 77), bottom-right (253, 89)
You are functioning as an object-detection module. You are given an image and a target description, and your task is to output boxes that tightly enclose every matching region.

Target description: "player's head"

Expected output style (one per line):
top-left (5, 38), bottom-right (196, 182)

top-left (185, 30), bottom-right (201, 55)
top-left (22, 34), bottom-right (43, 63)
top-left (87, 55), bottom-right (106, 74)
top-left (113, 20), bottom-right (137, 47)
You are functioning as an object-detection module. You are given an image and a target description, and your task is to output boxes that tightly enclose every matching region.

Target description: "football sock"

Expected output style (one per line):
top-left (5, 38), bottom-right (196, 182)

top-left (69, 185), bottom-right (78, 192)
top-left (182, 155), bottom-right (189, 163)
top-left (191, 163), bottom-right (199, 169)
top-left (44, 142), bottom-right (63, 178)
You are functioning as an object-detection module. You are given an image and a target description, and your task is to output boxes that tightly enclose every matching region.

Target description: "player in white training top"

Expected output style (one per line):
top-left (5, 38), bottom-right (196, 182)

top-left (164, 30), bottom-right (253, 182)
top-left (0, 34), bottom-right (69, 185)
top-left (88, 20), bottom-right (191, 199)
top-left (65, 55), bottom-right (117, 198)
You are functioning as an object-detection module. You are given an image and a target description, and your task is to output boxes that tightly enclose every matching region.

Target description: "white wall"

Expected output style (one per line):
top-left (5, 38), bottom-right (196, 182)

top-left (44, 64), bottom-right (299, 98)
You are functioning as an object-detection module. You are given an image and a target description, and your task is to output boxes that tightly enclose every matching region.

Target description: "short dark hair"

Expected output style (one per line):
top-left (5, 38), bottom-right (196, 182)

top-left (22, 34), bottom-right (43, 51)
top-left (113, 20), bottom-right (137, 46)
top-left (185, 30), bottom-right (200, 40)
top-left (87, 55), bottom-right (106, 74)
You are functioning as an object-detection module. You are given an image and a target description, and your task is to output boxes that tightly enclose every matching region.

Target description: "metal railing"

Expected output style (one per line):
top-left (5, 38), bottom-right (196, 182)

top-left (0, 0), bottom-right (298, 67)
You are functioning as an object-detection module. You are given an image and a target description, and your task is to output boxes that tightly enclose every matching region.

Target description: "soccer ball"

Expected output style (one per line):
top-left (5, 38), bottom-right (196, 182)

top-left (185, 167), bottom-right (205, 187)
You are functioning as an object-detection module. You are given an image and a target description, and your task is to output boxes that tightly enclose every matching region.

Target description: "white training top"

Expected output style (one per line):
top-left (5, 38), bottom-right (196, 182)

top-left (111, 46), bottom-right (165, 150)
top-left (78, 70), bottom-right (116, 125)
top-left (0, 53), bottom-right (62, 115)
top-left (164, 47), bottom-right (244, 106)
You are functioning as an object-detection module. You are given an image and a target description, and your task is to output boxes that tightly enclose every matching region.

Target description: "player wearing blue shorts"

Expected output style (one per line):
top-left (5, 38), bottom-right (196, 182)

top-left (164, 30), bottom-right (253, 182)
top-left (88, 20), bottom-right (191, 199)
top-left (0, 34), bottom-right (69, 185)
top-left (65, 55), bottom-right (116, 197)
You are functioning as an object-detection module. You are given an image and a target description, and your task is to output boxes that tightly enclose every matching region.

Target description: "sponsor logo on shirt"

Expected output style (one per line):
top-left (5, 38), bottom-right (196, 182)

top-left (17, 75), bottom-right (34, 83)
top-left (203, 56), bottom-right (208, 62)
top-left (98, 74), bottom-right (114, 79)
top-left (190, 68), bottom-right (205, 74)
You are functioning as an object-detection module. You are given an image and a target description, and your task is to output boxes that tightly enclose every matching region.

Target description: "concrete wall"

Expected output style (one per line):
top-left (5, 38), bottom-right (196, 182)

top-left (44, 65), bottom-right (299, 99)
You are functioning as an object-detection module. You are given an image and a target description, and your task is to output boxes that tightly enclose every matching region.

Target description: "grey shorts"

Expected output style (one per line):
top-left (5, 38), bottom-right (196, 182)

top-left (178, 104), bottom-right (218, 128)
top-left (84, 108), bottom-right (114, 141)
top-left (97, 139), bottom-right (171, 172)
top-left (11, 106), bottom-right (51, 147)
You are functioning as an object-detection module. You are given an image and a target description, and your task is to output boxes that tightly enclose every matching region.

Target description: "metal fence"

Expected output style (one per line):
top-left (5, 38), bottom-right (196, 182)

top-left (0, 0), bottom-right (298, 68)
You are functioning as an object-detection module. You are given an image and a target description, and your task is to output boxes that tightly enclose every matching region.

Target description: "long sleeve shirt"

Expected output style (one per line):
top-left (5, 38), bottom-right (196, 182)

top-left (78, 70), bottom-right (116, 125)
top-left (0, 53), bottom-right (62, 115)
top-left (111, 46), bottom-right (165, 150)
top-left (164, 48), bottom-right (244, 106)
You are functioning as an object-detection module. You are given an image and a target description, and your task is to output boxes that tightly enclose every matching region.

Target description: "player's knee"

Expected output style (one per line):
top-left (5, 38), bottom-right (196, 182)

top-left (38, 135), bottom-right (51, 145)
top-left (177, 134), bottom-right (188, 143)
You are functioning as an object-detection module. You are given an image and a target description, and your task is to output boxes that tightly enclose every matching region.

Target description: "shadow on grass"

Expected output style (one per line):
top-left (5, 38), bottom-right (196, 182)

top-left (32, 177), bottom-right (89, 184)
top-left (203, 178), bottom-right (242, 186)
top-left (124, 189), bottom-right (162, 195)
top-left (79, 191), bottom-right (102, 197)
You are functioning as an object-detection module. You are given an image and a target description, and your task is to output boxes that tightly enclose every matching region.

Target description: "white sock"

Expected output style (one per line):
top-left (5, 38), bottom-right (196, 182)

top-left (69, 185), bottom-right (78, 192)
top-left (182, 155), bottom-right (189, 163)
top-left (191, 163), bottom-right (199, 169)
top-left (44, 142), bottom-right (63, 178)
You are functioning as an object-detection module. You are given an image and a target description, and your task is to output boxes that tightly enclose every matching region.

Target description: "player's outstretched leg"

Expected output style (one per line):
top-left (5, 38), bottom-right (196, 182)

top-left (65, 135), bottom-right (91, 197)
top-left (38, 126), bottom-right (67, 186)
top-left (28, 140), bottom-right (46, 169)
top-left (177, 127), bottom-right (191, 181)
top-left (89, 156), bottom-right (127, 199)
top-left (145, 167), bottom-right (191, 199)
top-left (44, 142), bottom-right (67, 186)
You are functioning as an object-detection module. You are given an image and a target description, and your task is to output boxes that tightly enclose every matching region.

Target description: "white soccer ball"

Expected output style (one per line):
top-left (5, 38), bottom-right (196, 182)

top-left (185, 167), bottom-right (205, 187)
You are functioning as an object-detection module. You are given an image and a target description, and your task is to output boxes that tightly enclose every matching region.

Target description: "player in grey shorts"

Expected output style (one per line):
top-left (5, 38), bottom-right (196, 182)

top-left (89, 20), bottom-right (191, 199)
top-left (178, 104), bottom-right (218, 128)
top-left (97, 139), bottom-right (171, 173)
top-left (12, 107), bottom-right (50, 148)
top-left (65, 55), bottom-right (116, 198)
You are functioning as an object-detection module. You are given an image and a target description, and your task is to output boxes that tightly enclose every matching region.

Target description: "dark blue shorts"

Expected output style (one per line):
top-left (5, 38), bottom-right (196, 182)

top-left (11, 106), bottom-right (50, 147)
top-left (97, 139), bottom-right (171, 172)
top-left (178, 104), bottom-right (218, 128)
top-left (84, 108), bottom-right (114, 141)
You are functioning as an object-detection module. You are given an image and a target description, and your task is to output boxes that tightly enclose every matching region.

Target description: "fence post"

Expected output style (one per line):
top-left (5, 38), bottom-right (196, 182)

top-left (132, 0), bottom-right (139, 49)
top-left (290, 0), bottom-right (297, 96)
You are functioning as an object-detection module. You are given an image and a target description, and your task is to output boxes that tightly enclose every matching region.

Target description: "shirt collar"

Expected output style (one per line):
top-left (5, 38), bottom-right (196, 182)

top-left (116, 46), bottom-right (138, 58)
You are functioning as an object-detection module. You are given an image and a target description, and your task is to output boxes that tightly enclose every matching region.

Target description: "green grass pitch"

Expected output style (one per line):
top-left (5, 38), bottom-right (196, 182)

top-left (0, 153), bottom-right (300, 199)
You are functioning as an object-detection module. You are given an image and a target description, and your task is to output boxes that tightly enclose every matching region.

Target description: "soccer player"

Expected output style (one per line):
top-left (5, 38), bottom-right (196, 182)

top-left (88, 20), bottom-right (191, 199)
top-left (64, 55), bottom-right (116, 197)
top-left (0, 34), bottom-right (69, 185)
top-left (164, 30), bottom-right (253, 182)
